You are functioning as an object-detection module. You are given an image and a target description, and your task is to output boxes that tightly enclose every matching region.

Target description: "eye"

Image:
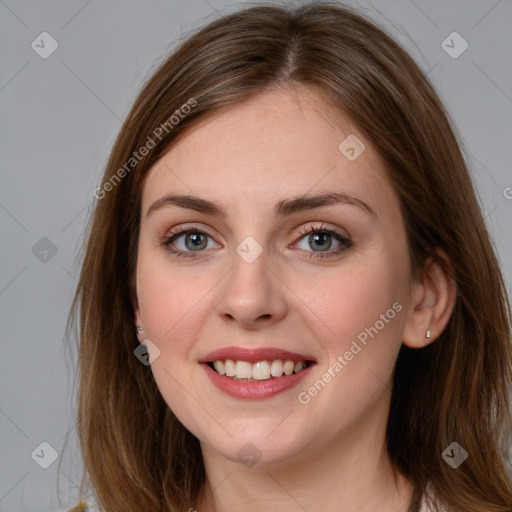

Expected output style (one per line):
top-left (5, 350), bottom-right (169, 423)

top-left (294, 223), bottom-right (352, 259)
top-left (161, 225), bottom-right (219, 259)
top-left (161, 223), bottom-right (352, 260)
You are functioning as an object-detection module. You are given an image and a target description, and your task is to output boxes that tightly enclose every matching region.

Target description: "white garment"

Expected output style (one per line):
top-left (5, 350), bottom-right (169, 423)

top-left (419, 496), bottom-right (446, 512)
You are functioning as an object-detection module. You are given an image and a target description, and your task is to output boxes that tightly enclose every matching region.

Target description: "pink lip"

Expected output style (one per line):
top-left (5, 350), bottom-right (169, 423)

top-left (201, 362), bottom-right (314, 400)
top-left (200, 346), bottom-right (315, 364)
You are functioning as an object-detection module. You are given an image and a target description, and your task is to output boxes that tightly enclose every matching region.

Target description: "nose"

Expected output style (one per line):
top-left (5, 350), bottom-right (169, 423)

top-left (215, 248), bottom-right (288, 330)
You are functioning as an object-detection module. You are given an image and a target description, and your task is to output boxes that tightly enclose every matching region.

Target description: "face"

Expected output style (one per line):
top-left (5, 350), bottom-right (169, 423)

top-left (134, 86), bottom-right (413, 467)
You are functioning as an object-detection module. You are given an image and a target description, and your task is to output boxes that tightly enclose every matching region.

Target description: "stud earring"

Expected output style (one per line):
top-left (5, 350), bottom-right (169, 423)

top-left (425, 329), bottom-right (431, 339)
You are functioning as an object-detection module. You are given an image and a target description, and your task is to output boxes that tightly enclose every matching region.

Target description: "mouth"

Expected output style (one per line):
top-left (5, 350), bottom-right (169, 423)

top-left (206, 359), bottom-right (313, 381)
top-left (199, 346), bottom-right (316, 399)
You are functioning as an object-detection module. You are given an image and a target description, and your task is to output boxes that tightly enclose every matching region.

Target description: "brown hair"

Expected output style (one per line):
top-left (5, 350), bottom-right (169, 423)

top-left (66, 2), bottom-right (512, 511)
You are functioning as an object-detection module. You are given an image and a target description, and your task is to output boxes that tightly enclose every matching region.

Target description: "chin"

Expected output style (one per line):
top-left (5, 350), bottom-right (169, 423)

top-left (197, 422), bottom-right (313, 468)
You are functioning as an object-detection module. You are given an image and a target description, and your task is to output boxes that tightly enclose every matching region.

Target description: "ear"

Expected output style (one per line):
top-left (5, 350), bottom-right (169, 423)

top-left (402, 249), bottom-right (457, 348)
top-left (132, 294), bottom-right (145, 342)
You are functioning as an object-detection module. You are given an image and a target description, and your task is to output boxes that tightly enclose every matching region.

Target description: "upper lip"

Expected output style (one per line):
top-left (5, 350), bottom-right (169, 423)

top-left (200, 346), bottom-right (316, 363)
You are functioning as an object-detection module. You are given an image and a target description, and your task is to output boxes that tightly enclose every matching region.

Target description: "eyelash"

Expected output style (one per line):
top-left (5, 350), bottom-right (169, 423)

top-left (160, 223), bottom-right (352, 260)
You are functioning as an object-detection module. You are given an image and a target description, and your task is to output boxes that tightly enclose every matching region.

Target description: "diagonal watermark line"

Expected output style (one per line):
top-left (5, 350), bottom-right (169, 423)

top-left (0, 265), bottom-right (28, 296)
top-left (60, 265), bottom-right (78, 283)
top-left (61, 409), bottom-right (88, 440)
top-left (303, 164), bottom-right (336, 197)
top-left (472, 60), bottom-right (512, 105)
top-left (0, 203), bottom-right (29, 233)
top-left (163, 367), bottom-right (234, 437)
top-left (61, 421), bottom-right (78, 440)
top-left (426, 62), bottom-right (439, 76)
top-left (59, 472), bottom-right (95, 505)
top-left (61, 0), bottom-right (93, 30)
top-left (163, 162), bottom-right (196, 194)
top-left (484, 204), bottom-right (499, 221)
top-left (0, 472), bottom-right (29, 503)
top-left (164, 267), bottom-right (233, 336)
top-left (200, 0), bottom-right (221, 15)
top-left (199, 470), bottom-right (234, 507)
top-left (0, 407), bottom-right (29, 439)
top-left (265, 409), bottom-right (294, 438)
top-left (0, 0), bottom-right (29, 28)
top-left (61, 61), bottom-right (123, 121)
top-left (0, 61), bottom-right (29, 92)
top-left (60, 205), bottom-right (88, 233)
top-left (472, 0), bottom-right (502, 29)
top-left (61, 470), bottom-right (79, 489)
top-left (265, 471), bottom-right (309, 511)
top-left (408, 0), bottom-right (439, 29)
top-left (368, 367), bottom-right (392, 391)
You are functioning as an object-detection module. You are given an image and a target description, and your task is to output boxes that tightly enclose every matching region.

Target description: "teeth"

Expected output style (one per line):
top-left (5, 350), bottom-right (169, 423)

top-left (270, 360), bottom-right (284, 377)
top-left (283, 360), bottom-right (295, 375)
top-left (235, 361), bottom-right (252, 379)
top-left (213, 360), bottom-right (225, 375)
top-left (210, 359), bottom-right (309, 380)
top-left (253, 361), bottom-right (270, 380)
top-left (225, 359), bottom-right (236, 377)
top-left (294, 361), bottom-right (305, 373)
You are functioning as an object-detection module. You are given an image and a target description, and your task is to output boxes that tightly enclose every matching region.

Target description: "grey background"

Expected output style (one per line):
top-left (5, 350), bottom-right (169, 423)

top-left (1, 0), bottom-right (511, 511)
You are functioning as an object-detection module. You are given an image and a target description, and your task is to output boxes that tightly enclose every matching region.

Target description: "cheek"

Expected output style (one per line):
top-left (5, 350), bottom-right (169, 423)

top-left (295, 257), bottom-right (405, 349)
top-left (135, 250), bottom-right (212, 423)
top-left (293, 249), bottom-right (408, 412)
top-left (136, 248), bottom-right (202, 349)
top-left (292, 259), bottom-right (406, 420)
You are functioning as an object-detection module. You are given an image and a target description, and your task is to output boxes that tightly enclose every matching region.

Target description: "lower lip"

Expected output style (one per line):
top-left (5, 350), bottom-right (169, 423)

top-left (201, 363), bottom-right (314, 400)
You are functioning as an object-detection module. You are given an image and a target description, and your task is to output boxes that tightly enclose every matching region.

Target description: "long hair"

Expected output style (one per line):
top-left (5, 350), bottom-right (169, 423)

top-left (67, 3), bottom-right (512, 511)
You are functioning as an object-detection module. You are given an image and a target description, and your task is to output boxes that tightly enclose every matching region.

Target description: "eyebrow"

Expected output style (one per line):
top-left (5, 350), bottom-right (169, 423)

top-left (146, 191), bottom-right (377, 218)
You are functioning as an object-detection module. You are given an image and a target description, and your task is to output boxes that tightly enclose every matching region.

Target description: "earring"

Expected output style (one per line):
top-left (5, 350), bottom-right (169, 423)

top-left (425, 329), bottom-right (431, 339)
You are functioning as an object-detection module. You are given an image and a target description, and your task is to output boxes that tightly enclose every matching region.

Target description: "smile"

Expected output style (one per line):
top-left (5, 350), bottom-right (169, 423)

top-left (208, 359), bottom-right (311, 381)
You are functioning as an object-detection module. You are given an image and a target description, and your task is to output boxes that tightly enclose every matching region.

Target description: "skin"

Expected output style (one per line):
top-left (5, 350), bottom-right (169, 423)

top-left (134, 85), bottom-right (456, 512)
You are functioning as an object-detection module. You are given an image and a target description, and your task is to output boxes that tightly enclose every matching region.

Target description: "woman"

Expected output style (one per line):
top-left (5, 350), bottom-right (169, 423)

top-left (67, 2), bottom-right (512, 511)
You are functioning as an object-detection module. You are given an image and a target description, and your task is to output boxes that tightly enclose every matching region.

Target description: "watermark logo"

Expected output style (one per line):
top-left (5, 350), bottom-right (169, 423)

top-left (441, 32), bottom-right (468, 59)
top-left (338, 134), bottom-right (366, 161)
top-left (236, 442), bottom-right (262, 467)
top-left (442, 442), bottom-right (468, 468)
top-left (134, 339), bottom-right (161, 366)
top-left (32, 237), bottom-right (58, 263)
top-left (31, 441), bottom-right (58, 469)
top-left (31, 32), bottom-right (59, 59)
top-left (236, 236), bottom-right (263, 264)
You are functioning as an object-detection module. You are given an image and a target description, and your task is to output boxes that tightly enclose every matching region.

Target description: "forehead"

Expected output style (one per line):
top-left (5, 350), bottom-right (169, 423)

top-left (142, 86), bottom-right (395, 219)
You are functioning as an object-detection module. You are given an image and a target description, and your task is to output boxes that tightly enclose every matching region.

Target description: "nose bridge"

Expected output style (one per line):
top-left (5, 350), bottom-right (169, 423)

top-left (215, 235), bottom-right (287, 327)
